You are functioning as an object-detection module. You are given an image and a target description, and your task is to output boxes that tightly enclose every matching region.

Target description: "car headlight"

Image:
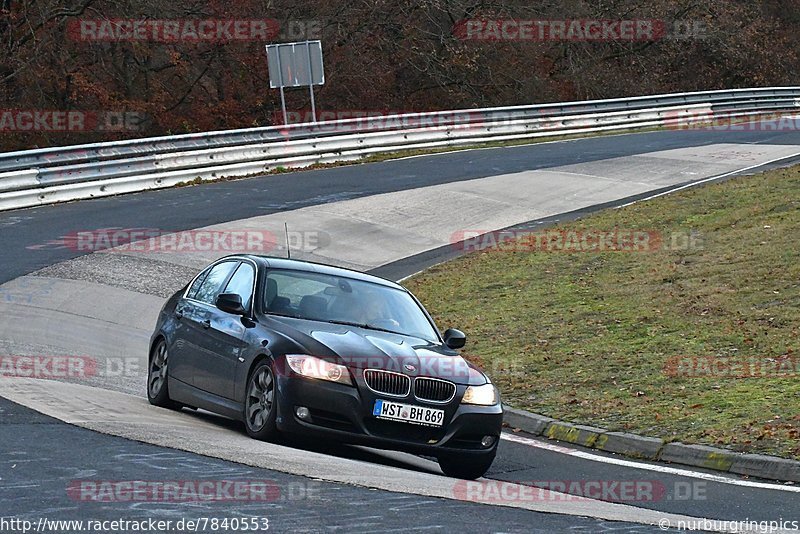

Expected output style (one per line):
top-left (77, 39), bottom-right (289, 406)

top-left (285, 355), bottom-right (353, 386)
top-left (461, 383), bottom-right (499, 406)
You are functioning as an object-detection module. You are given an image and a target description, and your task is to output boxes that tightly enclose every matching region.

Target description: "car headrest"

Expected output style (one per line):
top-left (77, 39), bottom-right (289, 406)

top-left (299, 295), bottom-right (328, 320)
top-left (327, 294), bottom-right (360, 322)
top-left (266, 278), bottom-right (278, 306)
top-left (268, 296), bottom-right (291, 313)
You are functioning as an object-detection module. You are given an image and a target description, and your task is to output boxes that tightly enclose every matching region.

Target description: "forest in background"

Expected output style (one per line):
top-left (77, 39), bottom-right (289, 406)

top-left (0, 0), bottom-right (797, 151)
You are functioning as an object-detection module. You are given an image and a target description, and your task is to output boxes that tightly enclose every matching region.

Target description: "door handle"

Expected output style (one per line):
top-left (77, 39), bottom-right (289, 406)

top-left (202, 319), bottom-right (212, 329)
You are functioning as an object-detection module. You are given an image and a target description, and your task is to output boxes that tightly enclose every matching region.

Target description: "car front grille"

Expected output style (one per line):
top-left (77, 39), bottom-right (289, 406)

top-left (414, 377), bottom-right (456, 403)
top-left (364, 369), bottom-right (411, 397)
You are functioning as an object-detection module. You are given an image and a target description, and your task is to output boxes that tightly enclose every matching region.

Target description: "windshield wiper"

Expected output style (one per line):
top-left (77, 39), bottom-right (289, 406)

top-left (266, 311), bottom-right (304, 319)
top-left (325, 319), bottom-right (403, 336)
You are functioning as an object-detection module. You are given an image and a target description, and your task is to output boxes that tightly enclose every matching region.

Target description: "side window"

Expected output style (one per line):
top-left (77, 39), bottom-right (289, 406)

top-left (193, 261), bottom-right (238, 305)
top-left (186, 268), bottom-right (211, 300)
top-left (223, 263), bottom-right (256, 312)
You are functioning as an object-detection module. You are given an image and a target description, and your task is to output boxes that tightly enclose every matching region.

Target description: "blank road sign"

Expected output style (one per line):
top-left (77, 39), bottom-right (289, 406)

top-left (266, 40), bottom-right (324, 89)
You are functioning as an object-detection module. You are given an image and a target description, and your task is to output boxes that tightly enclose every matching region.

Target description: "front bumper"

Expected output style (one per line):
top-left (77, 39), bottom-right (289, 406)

top-left (274, 372), bottom-right (503, 458)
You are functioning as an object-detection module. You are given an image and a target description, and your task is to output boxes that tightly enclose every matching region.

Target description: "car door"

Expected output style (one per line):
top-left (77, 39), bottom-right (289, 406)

top-left (170, 260), bottom-right (238, 388)
top-left (191, 260), bottom-right (256, 400)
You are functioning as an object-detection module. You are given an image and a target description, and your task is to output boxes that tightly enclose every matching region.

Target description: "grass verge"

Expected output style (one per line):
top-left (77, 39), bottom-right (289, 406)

top-left (404, 164), bottom-right (800, 459)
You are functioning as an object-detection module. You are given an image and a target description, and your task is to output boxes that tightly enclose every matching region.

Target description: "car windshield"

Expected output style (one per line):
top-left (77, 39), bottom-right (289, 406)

top-left (263, 269), bottom-right (439, 342)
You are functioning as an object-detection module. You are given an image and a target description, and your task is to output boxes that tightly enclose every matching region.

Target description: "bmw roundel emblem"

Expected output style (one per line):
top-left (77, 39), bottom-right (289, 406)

top-left (404, 364), bottom-right (416, 372)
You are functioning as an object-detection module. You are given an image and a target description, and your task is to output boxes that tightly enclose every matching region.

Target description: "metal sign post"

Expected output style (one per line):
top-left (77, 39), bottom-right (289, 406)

top-left (266, 40), bottom-right (325, 126)
top-left (273, 50), bottom-right (288, 125)
top-left (306, 42), bottom-right (317, 123)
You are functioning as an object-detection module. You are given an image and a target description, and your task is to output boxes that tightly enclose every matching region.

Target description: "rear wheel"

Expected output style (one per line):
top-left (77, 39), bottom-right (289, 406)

top-left (438, 452), bottom-right (496, 480)
top-left (147, 339), bottom-right (181, 410)
top-left (244, 360), bottom-right (279, 441)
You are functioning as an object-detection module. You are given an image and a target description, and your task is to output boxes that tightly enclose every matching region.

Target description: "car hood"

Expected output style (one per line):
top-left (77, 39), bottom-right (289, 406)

top-left (270, 318), bottom-right (486, 386)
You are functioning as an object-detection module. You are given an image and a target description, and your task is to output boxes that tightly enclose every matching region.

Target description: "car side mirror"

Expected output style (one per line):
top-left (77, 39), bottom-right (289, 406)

top-left (216, 293), bottom-right (246, 316)
top-left (443, 328), bottom-right (467, 349)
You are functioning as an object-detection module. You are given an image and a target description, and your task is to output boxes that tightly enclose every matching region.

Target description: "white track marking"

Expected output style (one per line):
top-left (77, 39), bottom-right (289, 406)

top-left (501, 432), bottom-right (800, 493)
top-left (617, 150), bottom-right (800, 207)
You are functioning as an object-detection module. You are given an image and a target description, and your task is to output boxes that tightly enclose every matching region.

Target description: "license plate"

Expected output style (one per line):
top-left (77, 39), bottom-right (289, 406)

top-left (373, 399), bottom-right (445, 427)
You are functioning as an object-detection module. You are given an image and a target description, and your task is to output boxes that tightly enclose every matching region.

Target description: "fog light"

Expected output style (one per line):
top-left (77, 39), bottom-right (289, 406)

top-left (481, 435), bottom-right (496, 448)
top-left (296, 406), bottom-right (311, 420)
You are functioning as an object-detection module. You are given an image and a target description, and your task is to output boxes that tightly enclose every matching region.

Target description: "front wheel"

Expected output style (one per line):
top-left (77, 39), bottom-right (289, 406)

top-left (147, 338), bottom-right (181, 410)
top-left (244, 360), bottom-right (280, 441)
top-left (438, 452), bottom-right (496, 480)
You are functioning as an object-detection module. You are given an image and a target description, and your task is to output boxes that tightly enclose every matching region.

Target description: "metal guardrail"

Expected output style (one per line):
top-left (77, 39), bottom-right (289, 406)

top-left (1, 87), bottom-right (798, 211)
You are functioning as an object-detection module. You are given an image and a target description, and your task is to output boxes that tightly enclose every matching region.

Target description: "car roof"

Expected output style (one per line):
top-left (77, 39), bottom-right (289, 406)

top-left (236, 255), bottom-right (405, 290)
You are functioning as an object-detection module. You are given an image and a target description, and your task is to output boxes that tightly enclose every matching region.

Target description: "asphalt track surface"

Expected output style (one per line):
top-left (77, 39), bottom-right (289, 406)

top-left (2, 397), bottom-right (651, 533)
top-left (2, 129), bottom-right (800, 532)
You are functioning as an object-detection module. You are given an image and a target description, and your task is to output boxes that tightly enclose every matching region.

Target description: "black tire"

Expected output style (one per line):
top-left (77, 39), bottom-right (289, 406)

top-left (244, 359), bottom-right (279, 441)
top-left (438, 452), bottom-right (496, 480)
top-left (147, 338), bottom-right (182, 410)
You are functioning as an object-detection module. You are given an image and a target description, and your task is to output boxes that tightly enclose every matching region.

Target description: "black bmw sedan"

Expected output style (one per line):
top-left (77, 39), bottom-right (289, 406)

top-left (148, 255), bottom-right (503, 479)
